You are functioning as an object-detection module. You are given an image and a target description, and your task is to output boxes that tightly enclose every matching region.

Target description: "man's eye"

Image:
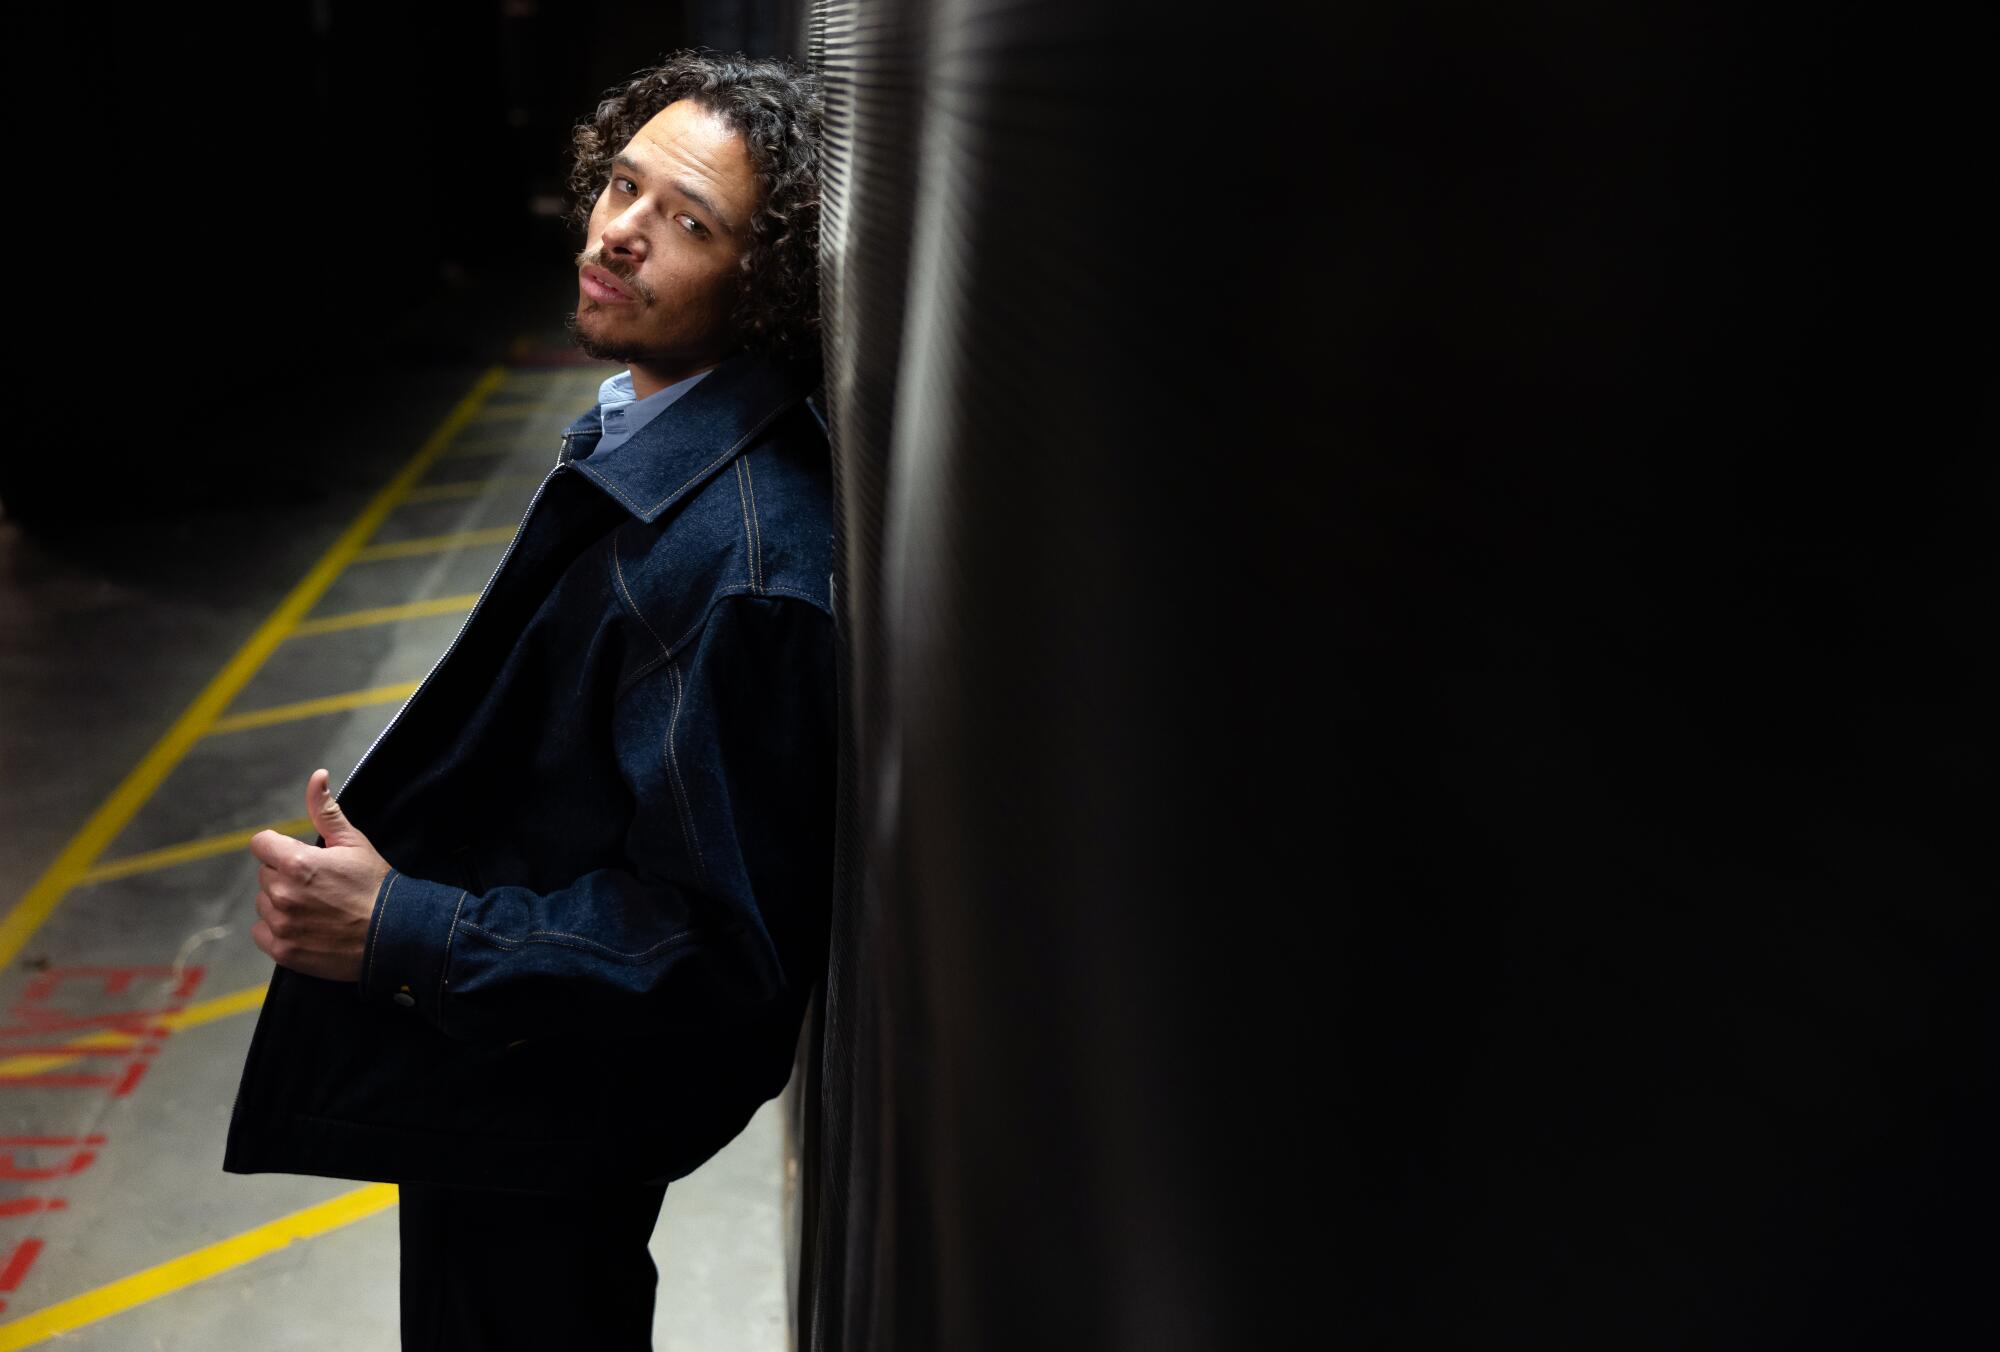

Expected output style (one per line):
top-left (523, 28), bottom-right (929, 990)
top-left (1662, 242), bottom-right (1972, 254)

top-left (678, 215), bottom-right (709, 238)
top-left (612, 175), bottom-right (636, 194)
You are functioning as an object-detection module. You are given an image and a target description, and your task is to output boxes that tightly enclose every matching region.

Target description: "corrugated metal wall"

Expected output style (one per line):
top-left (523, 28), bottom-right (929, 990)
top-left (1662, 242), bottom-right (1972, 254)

top-left (797, 4), bottom-right (1992, 1349)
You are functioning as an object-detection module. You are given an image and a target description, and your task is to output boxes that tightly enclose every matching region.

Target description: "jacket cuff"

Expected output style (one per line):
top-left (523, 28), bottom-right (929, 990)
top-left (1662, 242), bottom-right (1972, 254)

top-left (357, 866), bottom-right (464, 1026)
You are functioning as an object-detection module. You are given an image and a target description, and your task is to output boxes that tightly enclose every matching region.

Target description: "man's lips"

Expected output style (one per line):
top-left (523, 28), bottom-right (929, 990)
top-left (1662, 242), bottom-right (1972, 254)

top-left (580, 265), bottom-right (637, 304)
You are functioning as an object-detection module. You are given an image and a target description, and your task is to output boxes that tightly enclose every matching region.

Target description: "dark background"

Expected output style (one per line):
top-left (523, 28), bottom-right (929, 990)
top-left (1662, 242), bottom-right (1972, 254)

top-left (799, 4), bottom-right (1995, 1348)
top-left (8, 0), bottom-right (807, 520)
top-left (5, 3), bottom-right (1993, 1348)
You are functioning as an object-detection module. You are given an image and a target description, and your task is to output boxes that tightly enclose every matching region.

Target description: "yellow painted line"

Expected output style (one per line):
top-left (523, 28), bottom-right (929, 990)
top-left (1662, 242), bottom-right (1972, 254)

top-left (0, 364), bottom-right (504, 967)
top-left (437, 440), bottom-right (524, 459)
top-left (204, 682), bottom-right (419, 736)
top-left (493, 364), bottom-right (603, 381)
top-left (352, 525), bottom-right (517, 562)
top-left (0, 983), bottom-right (267, 1077)
top-left (160, 981), bottom-right (270, 1030)
top-left (74, 817), bottom-right (315, 886)
top-left (289, 594), bottom-right (479, 636)
top-left (403, 474), bottom-right (543, 503)
top-left (0, 1184), bottom-right (398, 1349)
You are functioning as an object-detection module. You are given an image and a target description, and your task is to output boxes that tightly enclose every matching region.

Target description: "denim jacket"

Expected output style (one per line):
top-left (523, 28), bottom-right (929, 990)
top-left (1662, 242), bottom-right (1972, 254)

top-left (223, 346), bottom-right (836, 1193)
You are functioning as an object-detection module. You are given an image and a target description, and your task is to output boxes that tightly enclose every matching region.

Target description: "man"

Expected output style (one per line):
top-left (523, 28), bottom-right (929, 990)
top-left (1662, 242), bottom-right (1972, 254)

top-left (223, 52), bottom-right (834, 1350)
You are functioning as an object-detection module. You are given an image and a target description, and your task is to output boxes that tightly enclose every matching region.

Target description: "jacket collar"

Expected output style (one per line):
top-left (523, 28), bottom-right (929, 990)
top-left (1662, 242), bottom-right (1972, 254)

top-left (560, 346), bottom-right (821, 523)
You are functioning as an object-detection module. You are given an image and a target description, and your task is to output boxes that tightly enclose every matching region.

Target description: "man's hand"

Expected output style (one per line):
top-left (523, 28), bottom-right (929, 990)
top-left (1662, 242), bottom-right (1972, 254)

top-left (248, 769), bottom-right (392, 982)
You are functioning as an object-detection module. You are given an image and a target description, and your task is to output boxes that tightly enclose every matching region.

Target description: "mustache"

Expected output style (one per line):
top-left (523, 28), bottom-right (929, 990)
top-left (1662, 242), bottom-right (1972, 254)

top-left (574, 250), bottom-right (652, 303)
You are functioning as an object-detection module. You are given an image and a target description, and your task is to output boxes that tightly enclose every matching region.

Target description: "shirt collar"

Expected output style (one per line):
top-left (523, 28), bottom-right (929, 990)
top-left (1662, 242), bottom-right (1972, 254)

top-left (591, 366), bottom-right (714, 461)
top-left (560, 347), bottom-right (823, 523)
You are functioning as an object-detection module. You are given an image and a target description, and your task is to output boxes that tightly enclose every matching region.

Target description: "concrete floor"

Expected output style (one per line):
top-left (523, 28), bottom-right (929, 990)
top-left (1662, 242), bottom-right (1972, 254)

top-left (0, 318), bottom-right (792, 1349)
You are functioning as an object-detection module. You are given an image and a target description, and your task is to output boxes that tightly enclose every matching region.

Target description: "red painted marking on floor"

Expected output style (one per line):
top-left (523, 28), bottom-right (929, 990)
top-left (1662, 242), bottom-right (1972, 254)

top-left (0, 1237), bottom-right (46, 1295)
top-left (14, 965), bottom-right (203, 1009)
top-left (0, 1146), bottom-right (98, 1180)
top-left (0, 1014), bottom-right (174, 1040)
top-left (0, 963), bottom-right (209, 1310)
top-left (0, 1073), bottom-right (126, 1090)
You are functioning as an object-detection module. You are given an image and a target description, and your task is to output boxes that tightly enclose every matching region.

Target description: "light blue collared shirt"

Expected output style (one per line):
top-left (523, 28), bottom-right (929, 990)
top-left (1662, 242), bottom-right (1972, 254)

top-left (590, 366), bottom-right (715, 461)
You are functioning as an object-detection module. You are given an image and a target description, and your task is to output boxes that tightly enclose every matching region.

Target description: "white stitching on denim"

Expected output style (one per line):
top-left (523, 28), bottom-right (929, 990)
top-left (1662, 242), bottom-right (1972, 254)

top-left (364, 868), bottom-right (398, 992)
top-left (365, 869), bottom-right (398, 988)
top-left (665, 607), bottom-right (716, 658)
top-left (440, 889), bottom-right (467, 1006)
top-left (660, 586), bottom-right (828, 657)
top-left (456, 918), bottom-right (719, 962)
top-left (577, 463), bottom-right (648, 516)
top-left (743, 452), bottom-right (766, 596)
top-left (640, 399), bottom-right (796, 516)
top-left (759, 584), bottom-right (830, 609)
top-left (664, 658), bottom-right (707, 882)
top-left (616, 649), bottom-right (672, 701)
top-left (647, 446), bottom-right (739, 516)
top-left (610, 529), bottom-right (673, 661)
top-left (733, 460), bottom-right (762, 596)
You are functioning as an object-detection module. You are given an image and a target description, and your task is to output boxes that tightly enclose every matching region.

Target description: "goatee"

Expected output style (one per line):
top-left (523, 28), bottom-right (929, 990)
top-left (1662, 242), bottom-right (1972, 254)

top-left (564, 306), bottom-right (653, 365)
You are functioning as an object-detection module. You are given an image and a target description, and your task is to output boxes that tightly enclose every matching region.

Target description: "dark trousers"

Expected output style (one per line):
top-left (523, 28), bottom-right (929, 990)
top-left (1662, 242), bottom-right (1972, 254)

top-left (397, 1181), bottom-right (670, 1351)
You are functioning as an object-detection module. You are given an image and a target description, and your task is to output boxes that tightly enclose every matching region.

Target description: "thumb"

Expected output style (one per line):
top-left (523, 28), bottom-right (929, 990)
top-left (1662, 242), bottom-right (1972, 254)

top-left (307, 768), bottom-right (366, 849)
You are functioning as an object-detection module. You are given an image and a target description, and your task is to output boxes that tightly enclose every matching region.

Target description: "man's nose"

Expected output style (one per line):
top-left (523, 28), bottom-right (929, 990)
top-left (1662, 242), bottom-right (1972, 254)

top-left (598, 200), bottom-right (647, 261)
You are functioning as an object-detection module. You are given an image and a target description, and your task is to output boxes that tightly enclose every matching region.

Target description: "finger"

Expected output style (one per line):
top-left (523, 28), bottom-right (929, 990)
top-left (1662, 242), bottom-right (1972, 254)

top-left (251, 918), bottom-right (275, 958)
top-left (247, 828), bottom-right (310, 870)
top-left (308, 768), bottom-right (364, 849)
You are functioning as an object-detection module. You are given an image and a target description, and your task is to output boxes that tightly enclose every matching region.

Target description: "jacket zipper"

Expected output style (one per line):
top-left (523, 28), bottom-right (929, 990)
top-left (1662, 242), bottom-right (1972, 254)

top-left (337, 444), bottom-right (573, 802)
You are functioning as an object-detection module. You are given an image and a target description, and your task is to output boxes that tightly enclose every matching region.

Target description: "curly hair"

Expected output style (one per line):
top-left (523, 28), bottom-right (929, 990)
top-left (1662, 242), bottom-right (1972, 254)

top-left (568, 51), bottom-right (823, 362)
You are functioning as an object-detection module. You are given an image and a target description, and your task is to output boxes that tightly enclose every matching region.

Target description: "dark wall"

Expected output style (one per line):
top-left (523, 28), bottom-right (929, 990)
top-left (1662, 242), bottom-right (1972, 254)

top-left (803, 2), bottom-right (1993, 1348)
top-left (11, 1), bottom-right (812, 524)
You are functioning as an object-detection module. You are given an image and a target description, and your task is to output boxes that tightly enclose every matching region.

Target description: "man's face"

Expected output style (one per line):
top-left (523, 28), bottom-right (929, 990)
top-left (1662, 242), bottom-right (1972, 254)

top-left (569, 99), bottom-right (761, 376)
